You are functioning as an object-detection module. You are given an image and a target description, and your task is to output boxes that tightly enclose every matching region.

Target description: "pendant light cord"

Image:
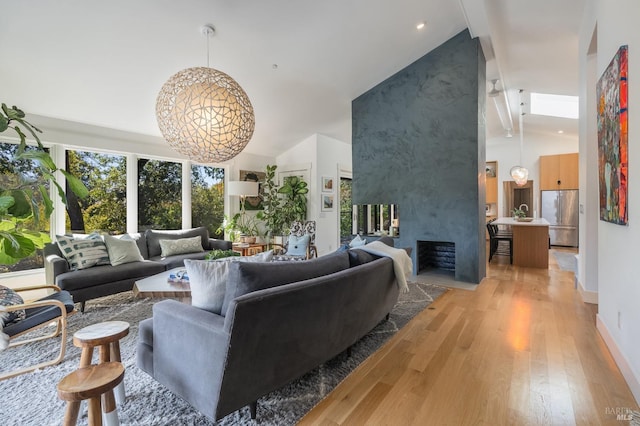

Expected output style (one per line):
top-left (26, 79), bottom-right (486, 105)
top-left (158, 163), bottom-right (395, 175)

top-left (519, 89), bottom-right (525, 166)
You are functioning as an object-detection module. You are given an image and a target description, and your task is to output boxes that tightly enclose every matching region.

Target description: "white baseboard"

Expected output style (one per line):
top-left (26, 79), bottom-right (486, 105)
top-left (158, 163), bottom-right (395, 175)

top-left (597, 315), bottom-right (640, 405)
top-left (577, 279), bottom-right (598, 304)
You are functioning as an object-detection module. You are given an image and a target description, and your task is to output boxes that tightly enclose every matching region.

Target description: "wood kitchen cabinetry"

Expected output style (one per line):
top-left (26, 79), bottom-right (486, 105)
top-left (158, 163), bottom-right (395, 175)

top-left (485, 161), bottom-right (498, 239)
top-left (539, 153), bottom-right (579, 190)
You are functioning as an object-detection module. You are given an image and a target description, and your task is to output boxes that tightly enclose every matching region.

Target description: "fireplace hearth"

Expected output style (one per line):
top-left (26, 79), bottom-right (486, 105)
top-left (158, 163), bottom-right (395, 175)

top-left (417, 241), bottom-right (455, 273)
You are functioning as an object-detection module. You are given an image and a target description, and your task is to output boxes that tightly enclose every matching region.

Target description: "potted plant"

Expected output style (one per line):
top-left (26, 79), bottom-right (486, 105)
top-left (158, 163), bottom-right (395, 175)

top-left (0, 103), bottom-right (87, 265)
top-left (279, 175), bottom-right (308, 225)
top-left (257, 165), bottom-right (285, 240)
top-left (512, 207), bottom-right (526, 219)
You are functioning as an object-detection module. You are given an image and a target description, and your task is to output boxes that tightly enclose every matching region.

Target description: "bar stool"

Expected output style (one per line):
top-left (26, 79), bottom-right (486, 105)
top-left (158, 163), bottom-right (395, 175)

top-left (57, 362), bottom-right (124, 426)
top-left (73, 321), bottom-right (129, 405)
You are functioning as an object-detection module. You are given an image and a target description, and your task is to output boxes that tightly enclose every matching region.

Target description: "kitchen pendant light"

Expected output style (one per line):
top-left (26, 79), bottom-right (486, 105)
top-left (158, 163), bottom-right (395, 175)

top-left (156, 25), bottom-right (255, 163)
top-left (510, 90), bottom-right (529, 186)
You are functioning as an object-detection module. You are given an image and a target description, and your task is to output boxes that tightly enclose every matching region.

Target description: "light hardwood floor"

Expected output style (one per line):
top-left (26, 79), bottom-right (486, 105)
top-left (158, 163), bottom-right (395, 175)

top-left (300, 250), bottom-right (639, 425)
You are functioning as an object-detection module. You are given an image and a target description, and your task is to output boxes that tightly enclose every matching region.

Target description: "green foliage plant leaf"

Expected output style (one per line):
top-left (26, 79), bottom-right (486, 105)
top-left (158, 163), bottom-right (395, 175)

top-left (61, 170), bottom-right (90, 199)
top-left (0, 195), bottom-right (15, 213)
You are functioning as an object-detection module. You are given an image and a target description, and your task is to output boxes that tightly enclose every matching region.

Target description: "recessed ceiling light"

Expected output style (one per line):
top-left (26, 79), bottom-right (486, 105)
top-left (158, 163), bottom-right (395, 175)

top-left (416, 22), bottom-right (426, 30)
top-left (558, 130), bottom-right (564, 134)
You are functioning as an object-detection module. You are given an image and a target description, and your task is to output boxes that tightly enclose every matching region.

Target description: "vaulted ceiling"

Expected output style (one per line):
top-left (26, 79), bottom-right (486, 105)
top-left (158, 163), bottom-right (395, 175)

top-left (0, 0), bottom-right (584, 158)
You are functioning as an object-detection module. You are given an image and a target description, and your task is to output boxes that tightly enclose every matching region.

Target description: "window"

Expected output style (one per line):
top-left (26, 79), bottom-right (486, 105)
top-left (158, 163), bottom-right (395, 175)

top-left (339, 177), bottom-right (354, 244)
top-left (138, 159), bottom-right (182, 231)
top-left (191, 165), bottom-right (225, 238)
top-left (0, 142), bottom-right (49, 273)
top-left (65, 150), bottom-right (126, 234)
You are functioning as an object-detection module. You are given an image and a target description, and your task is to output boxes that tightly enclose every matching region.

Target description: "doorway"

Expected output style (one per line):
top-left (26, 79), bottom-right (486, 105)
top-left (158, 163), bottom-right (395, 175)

top-left (503, 180), bottom-right (534, 217)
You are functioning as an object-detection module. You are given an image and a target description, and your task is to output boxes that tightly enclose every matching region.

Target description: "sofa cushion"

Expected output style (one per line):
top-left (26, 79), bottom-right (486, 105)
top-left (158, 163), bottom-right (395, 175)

top-left (149, 251), bottom-right (212, 269)
top-left (104, 234), bottom-right (144, 266)
top-left (124, 232), bottom-right (148, 260)
top-left (0, 285), bottom-right (26, 327)
top-left (347, 249), bottom-right (380, 267)
top-left (55, 261), bottom-right (165, 291)
top-left (159, 236), bottom-right (204, 257)
top-left (221, 250), bottom-right (350, 315)
top-left (56, 234), bottom-right (111, 270)
top-left (185, 251), bottom-right (274, 315)
top-left (145, 227), bottom-right (209, 258)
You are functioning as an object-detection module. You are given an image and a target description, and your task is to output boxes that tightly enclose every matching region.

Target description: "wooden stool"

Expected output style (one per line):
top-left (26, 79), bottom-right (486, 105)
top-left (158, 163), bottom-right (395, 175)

top-left (73, 321), bottom-right (130, 405)
top-left (57, 362), bottom-right (124, 426)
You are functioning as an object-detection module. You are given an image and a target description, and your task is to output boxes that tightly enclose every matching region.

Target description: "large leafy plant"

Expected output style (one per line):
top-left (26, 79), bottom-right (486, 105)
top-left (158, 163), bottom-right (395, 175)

top-left (257, 164), bottom-right (308, 238)
top-left (0, 103), bottom-right (88, 265)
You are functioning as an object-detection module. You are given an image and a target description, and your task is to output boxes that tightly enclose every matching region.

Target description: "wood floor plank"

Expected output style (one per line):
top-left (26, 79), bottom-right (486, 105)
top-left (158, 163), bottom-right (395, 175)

top-left (299, 250), bottom-right (639, 425)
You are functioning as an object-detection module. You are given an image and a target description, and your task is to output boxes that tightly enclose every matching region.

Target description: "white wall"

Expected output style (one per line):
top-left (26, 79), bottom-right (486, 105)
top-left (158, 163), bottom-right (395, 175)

top-left (276, 133), bottom-right (352, 256)
top-left (486, 131), bottom-right (578, 218)
top-left (583, 0), bottom-right (640, 404)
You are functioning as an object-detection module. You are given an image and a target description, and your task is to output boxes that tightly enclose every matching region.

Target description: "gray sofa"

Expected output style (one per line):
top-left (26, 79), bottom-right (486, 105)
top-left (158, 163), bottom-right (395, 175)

top-left (44, 227), bottom-right (231, 311)
top-left (136, 242), bottom-right (401, 421)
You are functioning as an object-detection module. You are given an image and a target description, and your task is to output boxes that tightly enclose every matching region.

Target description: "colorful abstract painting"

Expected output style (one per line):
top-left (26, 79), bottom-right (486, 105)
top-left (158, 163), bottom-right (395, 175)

top-left (597, 45), bottom-right (628, 225)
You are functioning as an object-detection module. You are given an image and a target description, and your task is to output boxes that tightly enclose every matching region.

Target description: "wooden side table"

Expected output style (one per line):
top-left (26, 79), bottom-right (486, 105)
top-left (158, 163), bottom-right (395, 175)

top-left (73, 321), bottom-right (130, 405)
top-left (232, 243), bottom-right (267, 256)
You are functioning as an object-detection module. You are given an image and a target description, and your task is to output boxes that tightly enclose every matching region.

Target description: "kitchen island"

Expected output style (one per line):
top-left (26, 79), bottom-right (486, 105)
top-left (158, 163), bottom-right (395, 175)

top-left (493, 217), bottom-right (550, 268)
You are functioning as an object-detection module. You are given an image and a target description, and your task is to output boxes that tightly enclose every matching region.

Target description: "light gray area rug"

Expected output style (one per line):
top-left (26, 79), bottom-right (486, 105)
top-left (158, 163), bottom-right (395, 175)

top-left (0, 281), bottom-right (447, 426)
top-left (552, 250), bottom-right (577, 272)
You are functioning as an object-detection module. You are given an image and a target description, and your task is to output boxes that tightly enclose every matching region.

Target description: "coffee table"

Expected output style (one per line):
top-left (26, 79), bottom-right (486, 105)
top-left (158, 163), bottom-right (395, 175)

top-left (132, 267), bottom-right (191, 302)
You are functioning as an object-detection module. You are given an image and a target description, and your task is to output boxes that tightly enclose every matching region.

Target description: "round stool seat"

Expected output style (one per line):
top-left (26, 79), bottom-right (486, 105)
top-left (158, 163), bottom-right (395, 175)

top-left (58, 362), bottom-right (125, 402)
top-left (73, 321), bottom-right (129, 348)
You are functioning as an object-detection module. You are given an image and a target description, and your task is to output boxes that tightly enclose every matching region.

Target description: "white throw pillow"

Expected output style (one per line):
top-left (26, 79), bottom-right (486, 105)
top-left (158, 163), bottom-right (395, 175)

top-left (185, 250), bottom-right (274, 315)
top-left (159, 236), bottom-right (204, 257)
top-left (104, 234), bottom-right (144, 266)
top-left (349, 234), bottom-right (367, 248)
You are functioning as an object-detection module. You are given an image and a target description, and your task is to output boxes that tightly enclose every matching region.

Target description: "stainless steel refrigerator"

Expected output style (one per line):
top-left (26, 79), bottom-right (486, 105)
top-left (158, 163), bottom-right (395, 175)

top-left (541, 190), bottom-right (579, 247)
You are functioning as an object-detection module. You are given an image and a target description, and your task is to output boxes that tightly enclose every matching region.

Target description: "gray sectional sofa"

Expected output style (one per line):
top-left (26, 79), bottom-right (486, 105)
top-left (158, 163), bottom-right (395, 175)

top-left (136, 240), bottom-right (402, 421)
top-left (44, 227), bottom-right (231, 311)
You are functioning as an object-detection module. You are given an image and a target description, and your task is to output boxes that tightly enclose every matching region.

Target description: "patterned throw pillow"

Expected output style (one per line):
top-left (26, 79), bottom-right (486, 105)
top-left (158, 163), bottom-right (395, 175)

top-left (0, 285), bottom-right (26, 327)
top-left (56, 233), bottom-right (111, 270)
top-left (349, 234), bottom-right (367, 248)
top-left (159, 236), bottom-right (204, 257)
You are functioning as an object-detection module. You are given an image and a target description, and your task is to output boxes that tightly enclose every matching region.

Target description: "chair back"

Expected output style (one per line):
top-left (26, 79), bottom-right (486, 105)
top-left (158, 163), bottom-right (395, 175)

top-left (289, 221), bottom-right (316, 245)
top-left (486, 220), bottom-right (497, 239)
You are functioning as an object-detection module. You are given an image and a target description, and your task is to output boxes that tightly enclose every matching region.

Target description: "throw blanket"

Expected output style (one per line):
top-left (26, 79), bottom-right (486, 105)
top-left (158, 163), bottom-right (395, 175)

top-left (357, 241), bottom-right (413, 293)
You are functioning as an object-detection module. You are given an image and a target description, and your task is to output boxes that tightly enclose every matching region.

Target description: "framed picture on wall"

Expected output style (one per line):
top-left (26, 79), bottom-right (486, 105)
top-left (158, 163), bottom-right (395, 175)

top-left (321, 194), bottom-right (334, 211)
top-left (322, 176), bottom-right (334, 192)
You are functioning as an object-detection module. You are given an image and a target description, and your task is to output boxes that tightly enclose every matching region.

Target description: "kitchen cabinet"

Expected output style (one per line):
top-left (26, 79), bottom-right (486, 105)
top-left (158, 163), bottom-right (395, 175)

top-left (485, 161), bottom-right (498, 239)
top-left (540, 153), bottom-right (579, 190)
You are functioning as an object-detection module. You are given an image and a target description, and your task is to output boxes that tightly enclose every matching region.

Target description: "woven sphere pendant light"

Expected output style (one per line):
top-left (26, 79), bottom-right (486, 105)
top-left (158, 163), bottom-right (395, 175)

top-left (156, 26), bottom-right (255, 163)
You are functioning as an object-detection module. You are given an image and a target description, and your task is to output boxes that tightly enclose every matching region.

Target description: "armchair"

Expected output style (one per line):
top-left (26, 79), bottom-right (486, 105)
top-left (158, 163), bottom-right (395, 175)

top-left (0, 285), bottom-right (75, 380)
top-left (273, 220), bottom-right (317, 261)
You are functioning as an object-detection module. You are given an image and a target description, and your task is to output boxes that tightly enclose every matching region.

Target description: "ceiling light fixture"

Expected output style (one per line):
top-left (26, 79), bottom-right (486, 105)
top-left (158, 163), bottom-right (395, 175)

top-left (488, 79), bottom-right (513, 137)
top-left (416, 22), bottom-right (426, 30)
top-left (510, 89), bottom-right (529, 186)
top-left (156, 25), bottom-right (255, 163)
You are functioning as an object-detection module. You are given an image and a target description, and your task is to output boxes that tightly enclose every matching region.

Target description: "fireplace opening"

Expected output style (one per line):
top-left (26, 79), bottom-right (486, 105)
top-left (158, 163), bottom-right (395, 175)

top-left (417, 241), bottom-right (455, 274)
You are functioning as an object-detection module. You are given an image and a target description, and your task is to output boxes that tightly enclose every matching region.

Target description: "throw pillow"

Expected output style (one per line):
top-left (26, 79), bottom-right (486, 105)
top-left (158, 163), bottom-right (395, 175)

top-left (159, 236), bottom-right (204, 257)
top-left (349, 234), bottom-right (367, 248)
top-left (56, 234), bottom-right (110, 270)
top-left (185, 250), bottom-right (274, 315)
top-left (287, 234), bottom-right (310, 256)
top-left (0, 285), bottom-right (26, 327)
top-left (104, 234), bottom-right (144, 266)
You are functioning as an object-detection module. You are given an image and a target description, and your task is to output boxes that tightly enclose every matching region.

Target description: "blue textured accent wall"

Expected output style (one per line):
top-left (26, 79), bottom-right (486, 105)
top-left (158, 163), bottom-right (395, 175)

top-left (352, 30), bottom-right (486, 283)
